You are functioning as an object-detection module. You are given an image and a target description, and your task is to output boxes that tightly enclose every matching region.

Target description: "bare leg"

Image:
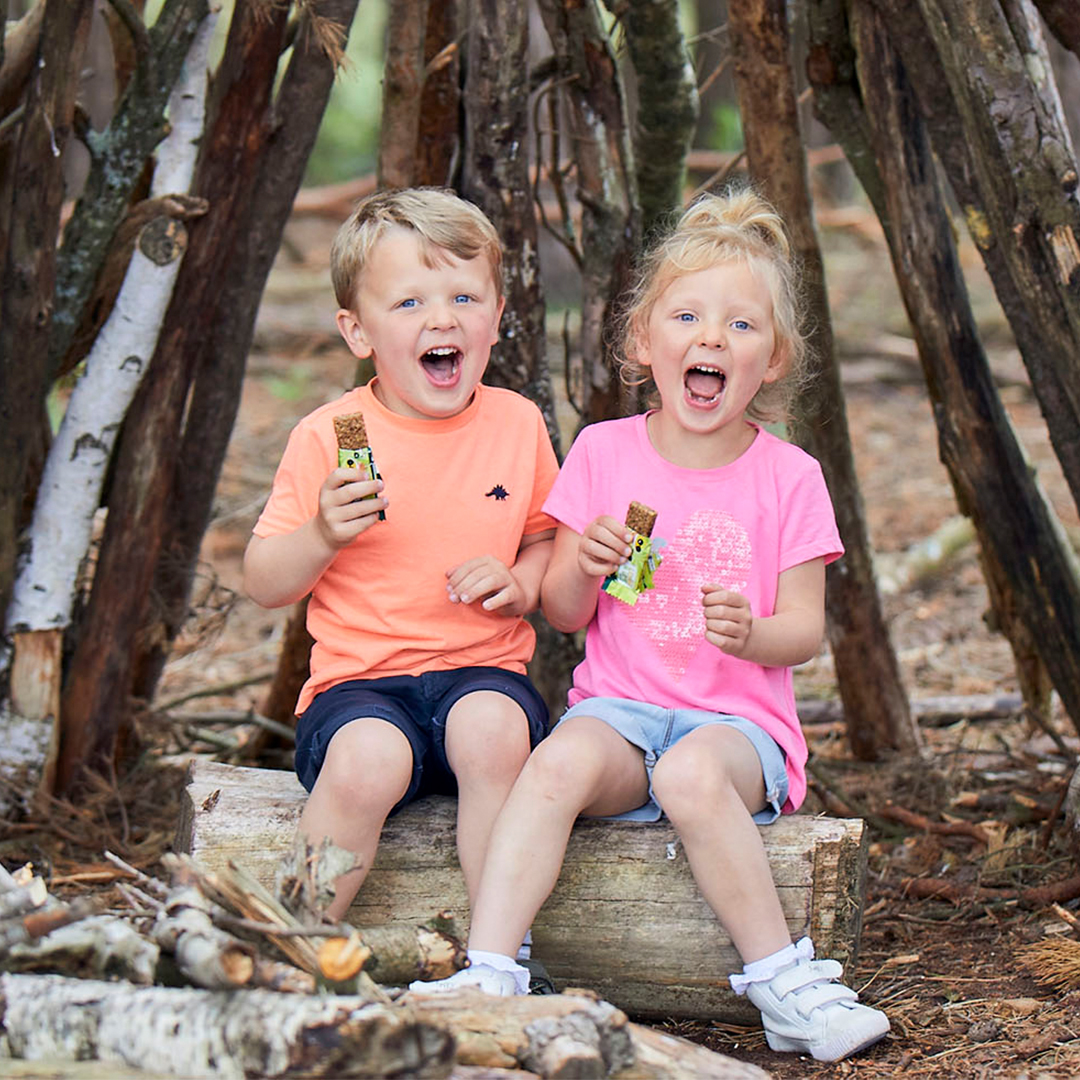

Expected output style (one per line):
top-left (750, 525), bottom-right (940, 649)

top-left (650, 724), bottom-right (791, 963)
top-left (297, 718), bottom-right (412, 922)
top-left (466, 716), bottom-right (650, 958)
top-left (442, 690), bottom-right (534, 906)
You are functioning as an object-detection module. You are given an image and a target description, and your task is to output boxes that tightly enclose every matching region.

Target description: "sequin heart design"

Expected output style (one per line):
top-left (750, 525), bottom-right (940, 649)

top-left (624, 508), bottom-right (752, 680)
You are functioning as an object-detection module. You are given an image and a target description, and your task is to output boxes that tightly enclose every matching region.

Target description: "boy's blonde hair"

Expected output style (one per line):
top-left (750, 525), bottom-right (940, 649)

top-left (331, 187), bottom-right (504, 310)
top-left (619, 188), bottom-right (809, 424)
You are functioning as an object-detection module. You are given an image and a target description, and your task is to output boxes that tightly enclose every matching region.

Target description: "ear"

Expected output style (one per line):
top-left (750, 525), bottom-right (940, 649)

top-left (336, 309), bottom-right (374, 361)
top-left (762, 340), bottom-right (790, 384)
top-left (489, 295), bottom-right (506, 346)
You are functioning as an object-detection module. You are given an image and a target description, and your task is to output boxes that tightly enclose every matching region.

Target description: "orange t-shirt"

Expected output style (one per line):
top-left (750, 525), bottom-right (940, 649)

top-left (253, 380), bottom-right (559, 715)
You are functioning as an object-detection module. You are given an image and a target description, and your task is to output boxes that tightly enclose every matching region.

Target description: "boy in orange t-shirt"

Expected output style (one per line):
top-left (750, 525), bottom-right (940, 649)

top-left (244, 189), bottom-right (558, 920)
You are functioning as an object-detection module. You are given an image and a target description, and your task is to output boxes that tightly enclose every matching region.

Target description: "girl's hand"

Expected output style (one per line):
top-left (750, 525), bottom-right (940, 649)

top-left (702, 584), bottom-right (753, 656)
top-left (578, 515), bottom-right (633, 578)
top-left (315, 467), bottom-right (386, 549)
top-left (446, 555), bottom-right (525, 615)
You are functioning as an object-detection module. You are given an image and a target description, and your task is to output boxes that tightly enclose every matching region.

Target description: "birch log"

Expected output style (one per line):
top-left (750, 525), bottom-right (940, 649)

top-left (0, 974), bottom-right (455, 1079)
top-left (179, 760), bottom-right (868, 1023)
top-left (0, 10), bottom-right (216, 816)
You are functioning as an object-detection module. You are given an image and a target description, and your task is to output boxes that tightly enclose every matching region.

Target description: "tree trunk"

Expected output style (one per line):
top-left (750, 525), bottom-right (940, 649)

top-left (0, 0), bottom-right (92, 629)
top-left (729, 0), bottom-right (920, 757)
top-left (620, 0), bottom-right (699, 241)
top-left (536, 0), bottom-right (640, 426)
top-left (847, 0), bottom-right (1080, 737)
top-left (377, 0), bottom-right (428, 189)
top-left (461, 0), bottom-right (559, 443)
top-left (415, 0), bottom-right (461, 188)
top-left (872, 0), bottom-right (1080, 517)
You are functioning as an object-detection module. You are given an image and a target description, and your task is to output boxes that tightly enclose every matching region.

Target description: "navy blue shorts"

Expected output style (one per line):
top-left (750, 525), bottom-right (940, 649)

top-left (294, 667), bottom-right (549, 812)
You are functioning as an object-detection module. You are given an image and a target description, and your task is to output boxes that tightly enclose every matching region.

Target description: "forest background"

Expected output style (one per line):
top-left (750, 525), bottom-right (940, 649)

top-left (2, 0), bottom-right (1080, 1076)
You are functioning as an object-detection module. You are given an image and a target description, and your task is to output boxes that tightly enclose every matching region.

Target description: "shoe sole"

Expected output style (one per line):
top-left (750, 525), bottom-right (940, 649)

top-left (766, 1019), bottom-right (890, 1062)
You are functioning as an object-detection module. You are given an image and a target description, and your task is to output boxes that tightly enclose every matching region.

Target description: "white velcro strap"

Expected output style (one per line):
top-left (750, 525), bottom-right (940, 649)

top-left (769, 958), bottom-right (844, 999)
top-left (789, 981), bottom-right (859, 1018)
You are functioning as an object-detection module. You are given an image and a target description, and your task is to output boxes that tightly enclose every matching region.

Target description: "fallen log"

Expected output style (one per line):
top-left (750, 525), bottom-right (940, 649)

top-left (0, 973), bottom-right (455, 1079)
top-left (179, 760), bottom-right (868, 1022)
top-left (401, 989), bottom-right (770, 1078)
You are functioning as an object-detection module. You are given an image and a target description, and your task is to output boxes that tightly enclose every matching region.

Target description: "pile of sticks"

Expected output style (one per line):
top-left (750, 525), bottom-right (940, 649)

top-left (0, 848), bottom-right (767, 1079)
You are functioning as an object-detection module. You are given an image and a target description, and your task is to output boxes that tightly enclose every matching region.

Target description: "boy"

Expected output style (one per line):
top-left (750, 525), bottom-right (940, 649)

top-left (243, 188), bottom-right (558, 921)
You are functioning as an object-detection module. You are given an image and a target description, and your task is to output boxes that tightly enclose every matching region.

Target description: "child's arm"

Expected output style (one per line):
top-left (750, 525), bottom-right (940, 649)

top-left (701, 557), bottom-right (826, 667)
top-left (243, 468), bottom-right (386, 608)
top-left (540, 517), bottom-right (633, 632)
top-left (445, 528), bottom-right (556, 618)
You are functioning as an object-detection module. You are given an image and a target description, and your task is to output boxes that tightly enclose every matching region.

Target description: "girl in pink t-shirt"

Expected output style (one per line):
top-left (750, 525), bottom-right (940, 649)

top-left (411, 190), bottom-right (889, 1063)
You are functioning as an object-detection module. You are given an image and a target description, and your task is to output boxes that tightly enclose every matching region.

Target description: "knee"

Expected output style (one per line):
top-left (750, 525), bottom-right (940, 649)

top-left (515, 733), bottom-right (602, 806)
top-left (315, 723), bottom-right (412, 811)
top-left (652, 750), bottom-right (734, 824)
top-left (446, 693), bottom-right (534, 783)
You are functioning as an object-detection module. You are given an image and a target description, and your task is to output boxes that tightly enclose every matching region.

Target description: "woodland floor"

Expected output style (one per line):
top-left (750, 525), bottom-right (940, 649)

top-left (4, 210), bottom-right (1080, 1079)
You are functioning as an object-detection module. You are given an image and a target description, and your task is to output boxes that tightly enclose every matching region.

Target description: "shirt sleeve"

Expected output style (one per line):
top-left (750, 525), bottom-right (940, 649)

top-left (778, 455), bottom-right (844, 572)
top-left (542, 424), bottom-right (596, 534)
top-left (523, 405), bottom-right (561, 536)
top-left (252, 420), bottom-right (334, 538)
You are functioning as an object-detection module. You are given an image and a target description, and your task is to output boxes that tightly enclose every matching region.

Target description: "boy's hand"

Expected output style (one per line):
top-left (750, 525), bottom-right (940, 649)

top-left (445, 556), bottom-right (525, 616)
top-left (578, 515), bottom-right (633, 578)
top-left (702, 584), bottom-right (753, 656)
top-left (316, 467), bottom-right (386, 549)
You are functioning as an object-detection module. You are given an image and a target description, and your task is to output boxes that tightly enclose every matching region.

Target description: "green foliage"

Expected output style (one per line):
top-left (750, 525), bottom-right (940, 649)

top-left (302, 2), bottom-right (387, 186)
top-left (704, 101), bottom-right (743, 152)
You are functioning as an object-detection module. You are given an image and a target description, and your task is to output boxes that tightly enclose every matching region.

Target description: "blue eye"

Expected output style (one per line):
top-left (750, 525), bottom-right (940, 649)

top-left (678, 312), bottom-right (696, 322)
top-left (454, 294), bottom-right (472, 304)
top-left (399, 298), bottom-right (417, 309)
top-left (732, 319), bottom-right (750, 331)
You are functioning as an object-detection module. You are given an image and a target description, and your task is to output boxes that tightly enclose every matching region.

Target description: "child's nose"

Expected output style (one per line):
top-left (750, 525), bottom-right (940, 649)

top-left (700, 321), bottom-right (726, 348)
top-left (427, 300), bottom-right (458, 329)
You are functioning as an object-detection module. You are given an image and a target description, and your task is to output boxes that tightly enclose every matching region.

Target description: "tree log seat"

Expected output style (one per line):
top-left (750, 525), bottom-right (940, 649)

top-left (177, 759), bottom-right (869, 1023)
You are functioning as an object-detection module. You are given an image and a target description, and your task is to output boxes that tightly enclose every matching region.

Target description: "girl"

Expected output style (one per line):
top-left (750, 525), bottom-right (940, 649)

top-left (411, 190), bottom-right (889, 1063)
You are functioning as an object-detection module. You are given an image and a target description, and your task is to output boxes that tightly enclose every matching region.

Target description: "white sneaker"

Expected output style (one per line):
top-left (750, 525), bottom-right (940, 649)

top-left (745, 956), bottom-right (890, 1062)
top-left (408, 962), bottom-right (521, 996)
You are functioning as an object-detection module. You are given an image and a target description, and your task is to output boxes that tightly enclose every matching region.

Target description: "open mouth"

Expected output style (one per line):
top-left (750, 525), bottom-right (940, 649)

top-left (421, 345), bottom-right (463, 385)
top-left (684, 365), bottom-right (726, 404)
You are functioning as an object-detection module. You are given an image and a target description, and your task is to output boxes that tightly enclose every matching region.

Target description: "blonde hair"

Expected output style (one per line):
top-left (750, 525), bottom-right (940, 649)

top-left (330, 187), bottom-right (504, 310)
top-left (619, 188), bottom-right (809, 424)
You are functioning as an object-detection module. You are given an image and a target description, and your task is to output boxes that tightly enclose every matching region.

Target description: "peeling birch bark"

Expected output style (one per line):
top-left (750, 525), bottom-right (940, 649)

top-left (0, 973), bottom-right (455, 1079)
top-left (0, 11), bottom-right (215, 816)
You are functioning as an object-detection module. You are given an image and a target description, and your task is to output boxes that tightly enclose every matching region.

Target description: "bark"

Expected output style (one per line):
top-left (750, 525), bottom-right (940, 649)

top-left (2, 915), bottom-right (159, 984)
top-left (536, 0), bottom-right (640, 426)
top-left (47, 0), bottom-right (210, 376)
top-left (0, 1), bottom-right (44, 121)
top-left (57, 0), bottom-right (359, 792)
top-left (132, 0), bottom-right (361, 709)
top-left (179, 760), bottom-right (869, 1023)
top-left (871, 0), bottom-right (1080, 517)
top-left (377, 0), bottom-right (428, 189)
top-left (823, 0), bottom-right (1080, 738)
top-left (461, 0), bottom-right (558, 443)
top-left (728, 0), bottom-right (919, 757)
top-left (620, 0), bottom-right (700, 241)
top-left (0, 0), bottom-right (92, 631)
top-left (258, 598), bottom-right (312, 733)
top-left (415, 0), bottom-right (461, 188)
top-left (0, 974), bottom-right (456, 1079)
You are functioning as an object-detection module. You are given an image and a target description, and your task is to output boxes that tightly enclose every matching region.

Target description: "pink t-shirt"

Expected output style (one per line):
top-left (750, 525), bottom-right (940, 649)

top-left (254, 381), bottom-right (559, 715)
top-left (543, 414), bottom-right (843, 812)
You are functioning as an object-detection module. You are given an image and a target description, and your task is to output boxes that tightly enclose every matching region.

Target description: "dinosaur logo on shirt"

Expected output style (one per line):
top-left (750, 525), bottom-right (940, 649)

top-left (486, 484), bottom-right (509, 501)
top-left (624, 508), bottom-right (752, 680)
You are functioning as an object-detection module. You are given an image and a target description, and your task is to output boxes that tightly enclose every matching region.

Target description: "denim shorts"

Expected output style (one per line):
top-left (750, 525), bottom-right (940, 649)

top-left (555, 697), bottom-right (788, 824)
top-left (294, 667), bottom-right (549, 811)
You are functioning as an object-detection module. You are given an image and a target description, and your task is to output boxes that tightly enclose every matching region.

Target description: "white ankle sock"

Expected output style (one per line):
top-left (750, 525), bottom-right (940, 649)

top-left (730, 937), bottom-right (814, 995)
top-left (467, 949), bottom-right (530, 994)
